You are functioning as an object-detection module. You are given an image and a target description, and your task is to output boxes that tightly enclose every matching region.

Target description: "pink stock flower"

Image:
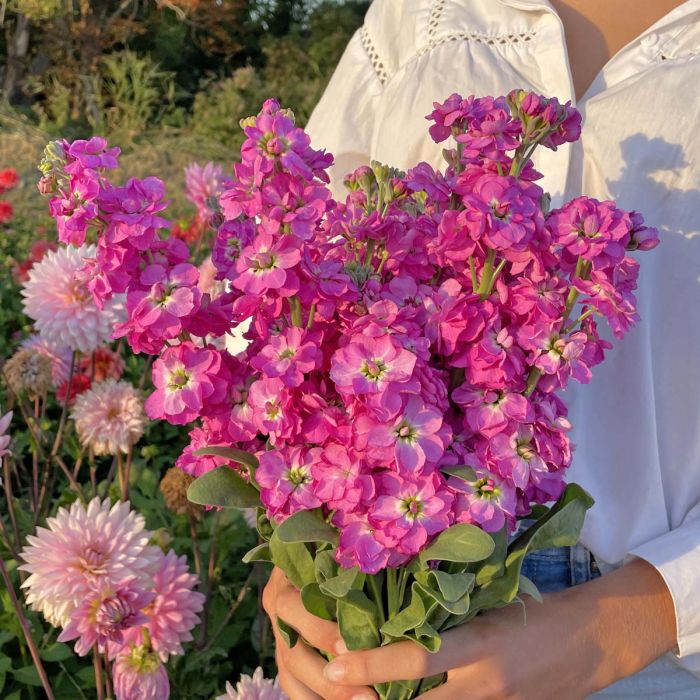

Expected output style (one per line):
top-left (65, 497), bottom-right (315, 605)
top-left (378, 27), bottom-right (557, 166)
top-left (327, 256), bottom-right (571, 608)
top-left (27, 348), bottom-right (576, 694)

top-left (451, 468), bottom-right (517, 533)
top-left (257, 447), bottom-right (322, 520)
top-left (146, 343), bottom-right (227, 425)
top-left (233, 233), bottom-right (301, 296)
top-left (115, 263), bottom-right (201, 353)
top-left (212, 219), bottom-right (256, 281)
top-left (334, 513), bottom-right (391, 574)
top-left (247, 377), bottom-right (296, 441)
top-left (370, 471), bottom-right (454, 560)
top-left (454, 386), bottom-right (533, 438)
top-left (113, 646), bottom-right (170, 700)
top-left (58, 578), bottom-right (153, 656)
top-left (490, 425), bottom-right (549, 490)
top-left (251, 328), bottom-right (320, 387)
top-left (311, 443), bottom-right (373, 512)
top-left (365, 396), bottom-right (447, 473)
top-left (330, 333), bottom-right (416, 397)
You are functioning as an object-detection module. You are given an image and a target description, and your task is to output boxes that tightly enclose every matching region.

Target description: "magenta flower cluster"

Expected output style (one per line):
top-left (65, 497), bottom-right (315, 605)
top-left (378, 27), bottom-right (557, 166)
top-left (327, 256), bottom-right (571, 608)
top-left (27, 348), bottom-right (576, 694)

top-left (41, 92), bottom-right (658, 575)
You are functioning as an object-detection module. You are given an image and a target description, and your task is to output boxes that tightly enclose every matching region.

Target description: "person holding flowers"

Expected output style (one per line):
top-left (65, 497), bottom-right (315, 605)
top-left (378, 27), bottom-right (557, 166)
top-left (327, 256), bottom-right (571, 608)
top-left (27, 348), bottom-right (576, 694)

top-left (262, 0), bottom-right (700, 698)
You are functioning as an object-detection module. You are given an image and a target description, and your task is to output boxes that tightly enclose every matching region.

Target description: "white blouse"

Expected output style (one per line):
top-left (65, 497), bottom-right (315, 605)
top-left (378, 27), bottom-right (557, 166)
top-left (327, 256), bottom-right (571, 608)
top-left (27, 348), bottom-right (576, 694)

top-left (306, 0), bottom-right (700, 673)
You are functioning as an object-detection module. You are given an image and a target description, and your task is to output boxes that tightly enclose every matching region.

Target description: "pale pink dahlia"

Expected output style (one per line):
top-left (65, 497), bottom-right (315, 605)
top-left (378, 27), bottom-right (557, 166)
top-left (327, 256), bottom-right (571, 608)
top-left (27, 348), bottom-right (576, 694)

top-left (113, 645), bottom-right (170, 700)
top-left (184, 161), bottom-right (225, 216)
top-left (0, 411), bottom-right (13, 459)
top-left (19, 498), bottom-right (160, 627)
top-left (21, 244), bottom-right (122, 352)
top-left (120, 549), bottom-right (205, 660)
top-left (71, 380), bottom-right (146, 455)
top-left (20, 334), bottom-right (73, 385)
top-left (217, 668), bottom-right (287, 700)
top-left (58, 577), bottom-right (153, 655)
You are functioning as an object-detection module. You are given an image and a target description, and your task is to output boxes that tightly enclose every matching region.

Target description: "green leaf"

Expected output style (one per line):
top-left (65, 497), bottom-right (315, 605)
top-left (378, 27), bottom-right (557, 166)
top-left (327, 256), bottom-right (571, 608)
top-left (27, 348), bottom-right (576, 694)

top-left (11, 664), bottom-right (43, 686)
top-left (39, 642), bottom-right (74, 662)
top-left (269, 531), bottom-right (315, 589)
top-left (242, 543), bottom-right (272, 564)
top-left (336, 590), bottom-right (381, 650)
top-left (380, 584), bottom-right (431, 639)
top-left (518, 575), bottom-right (543, 603)
top-left (301, 583), bottom-right (337, 622)
top-left (275, 509), bottom-right (338, 546)
top-left (414, 620), bottom-right (441, 652)
top-left (419, 523), bottom-right (495, 566)
top-left (413, 570), bottom-right (475, 616)
top-left (187, 466), bottom-right (260, 509)
top-left (314, 550), bottom-right (338, 584)
top-left (319, 566), bottom-right (362, 599)
top-left (475, 527), bottom-right (508, 586)
top-left (470, 483), bottom-right (593, 613)
top-left (193, 446), bottom-right (259, 475)
top-left (441, 465), bottom-right (477, 480)
top-left (276, 617), bottom-right (299, 648)
top-left (0, 655), bottom-right (11, 693)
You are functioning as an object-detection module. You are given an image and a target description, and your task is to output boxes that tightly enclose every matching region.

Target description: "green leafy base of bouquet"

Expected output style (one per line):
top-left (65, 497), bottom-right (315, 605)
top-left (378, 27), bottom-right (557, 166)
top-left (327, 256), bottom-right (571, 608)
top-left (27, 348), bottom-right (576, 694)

top-left (187, 450), bottom-right (593, 700)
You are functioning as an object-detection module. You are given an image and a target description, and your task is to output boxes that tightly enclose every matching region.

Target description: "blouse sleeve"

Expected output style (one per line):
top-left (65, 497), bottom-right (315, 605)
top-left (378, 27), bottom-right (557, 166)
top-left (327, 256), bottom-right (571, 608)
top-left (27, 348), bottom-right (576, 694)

top-left (305, 27), bottom-right (387, 197)
top-left (631, 510), bottom-right (700, 664)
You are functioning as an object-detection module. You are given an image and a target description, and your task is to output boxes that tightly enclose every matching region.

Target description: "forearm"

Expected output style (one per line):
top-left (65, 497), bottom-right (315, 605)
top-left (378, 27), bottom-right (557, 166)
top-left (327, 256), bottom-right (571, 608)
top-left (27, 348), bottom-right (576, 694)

top-left (552, 558), bottom-right (677, 692)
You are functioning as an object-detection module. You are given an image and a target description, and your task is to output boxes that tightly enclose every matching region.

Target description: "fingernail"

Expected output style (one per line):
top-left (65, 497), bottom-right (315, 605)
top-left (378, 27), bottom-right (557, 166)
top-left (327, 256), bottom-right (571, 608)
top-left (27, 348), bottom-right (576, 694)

top-left (334, 638), bottom-right (349, 655)
top-left (351, 694), bottom-right (375, 700)
top-left (324, 660), bottom-right (345, 682)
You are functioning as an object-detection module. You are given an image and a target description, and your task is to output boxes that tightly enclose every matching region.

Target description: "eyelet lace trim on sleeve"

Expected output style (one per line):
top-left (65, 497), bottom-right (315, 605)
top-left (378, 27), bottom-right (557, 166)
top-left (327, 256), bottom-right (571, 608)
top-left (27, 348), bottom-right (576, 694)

top-left (360, 24), bottom-right (390, 86)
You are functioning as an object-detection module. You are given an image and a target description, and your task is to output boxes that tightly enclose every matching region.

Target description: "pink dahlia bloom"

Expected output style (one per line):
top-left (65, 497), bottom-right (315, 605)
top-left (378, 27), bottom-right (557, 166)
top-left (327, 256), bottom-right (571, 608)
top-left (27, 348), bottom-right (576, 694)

top-left (0, 411), bottom-right (12, 459)
top-left (113, 646), bottom-right (170, 700)
top-left (184, 161), bottom-right (225, 217)
top-left (19, 498), bottom-right (160, 627)
top-left (217, 668), bottom-right (287, 700)
top-left (71, 380), bottom-right (145, 455)
top-left (120, 549), bottom-right (204, 661)
top-left (21, 244), bottom-right (123, 352)
top-left (20, 334), bottom-right (73, 386)
top-left (58, 577), bottom-right (153, 656)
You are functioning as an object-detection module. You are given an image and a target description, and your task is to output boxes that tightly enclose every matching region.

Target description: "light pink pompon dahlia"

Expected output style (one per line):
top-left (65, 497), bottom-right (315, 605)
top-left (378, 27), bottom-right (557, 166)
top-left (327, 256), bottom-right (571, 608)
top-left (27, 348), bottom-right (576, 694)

top-left (217, 668), bottom-right (288, 700)
top-left (120, 549), bottom-right (205, 661)
top-left (20, 334), bottom-right (73, 385)
top-left (0, 411), bottom-right (12, 459)
top-left (19, 498), bottom-right (161, 627)
top-left (21, 244), bottom-right (122, 353)
top-left (71, 379), bottom-right (146, 455)
top-left (113, 645), bottom-right (170, 700)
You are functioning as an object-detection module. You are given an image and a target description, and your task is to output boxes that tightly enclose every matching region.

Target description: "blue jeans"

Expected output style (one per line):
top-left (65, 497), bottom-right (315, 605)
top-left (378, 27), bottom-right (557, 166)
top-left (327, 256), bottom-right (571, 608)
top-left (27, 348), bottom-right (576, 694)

top-left (521, 543), bottom-right (600, 592)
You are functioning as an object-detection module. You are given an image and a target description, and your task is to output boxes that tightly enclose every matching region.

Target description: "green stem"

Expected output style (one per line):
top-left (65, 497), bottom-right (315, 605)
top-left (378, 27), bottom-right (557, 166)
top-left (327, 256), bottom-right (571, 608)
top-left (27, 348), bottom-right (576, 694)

top-left (364, 239), bottom-right (376, 266)
top-left (305, 303), bottom-right (316, 331)
top-left (468, 255), bottom-right (478, 293)
top-left (386, 568), bottom-right (398, 619)
top-left (524, 367), bottom-right (542, 397)
top-left (564, 307), bottom-right (595, 334)
top-left (289, 296), bottom-right (303, 328)
top-left (478, 248), bottom-right (497, 298)
top-left (367, 573), bottom-right (386, 627)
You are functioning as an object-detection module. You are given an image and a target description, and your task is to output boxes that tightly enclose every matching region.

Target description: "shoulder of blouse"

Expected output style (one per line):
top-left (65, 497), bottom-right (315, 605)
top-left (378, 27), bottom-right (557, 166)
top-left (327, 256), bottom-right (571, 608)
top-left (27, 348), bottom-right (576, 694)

top-left (360, 0), bottom-right (545, 88)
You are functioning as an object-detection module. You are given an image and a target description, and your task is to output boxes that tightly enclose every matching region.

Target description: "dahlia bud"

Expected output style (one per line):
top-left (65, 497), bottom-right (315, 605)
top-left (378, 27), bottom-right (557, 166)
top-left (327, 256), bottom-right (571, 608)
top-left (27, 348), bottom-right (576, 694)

top-left (159, 467), bottom-right (200, 518)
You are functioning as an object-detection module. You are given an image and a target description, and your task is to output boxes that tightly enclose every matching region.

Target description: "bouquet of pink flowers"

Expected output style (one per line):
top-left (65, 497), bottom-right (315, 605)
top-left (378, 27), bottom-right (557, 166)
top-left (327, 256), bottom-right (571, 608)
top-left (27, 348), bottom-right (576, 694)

top-left (38, 90), bottom-right (658, 699)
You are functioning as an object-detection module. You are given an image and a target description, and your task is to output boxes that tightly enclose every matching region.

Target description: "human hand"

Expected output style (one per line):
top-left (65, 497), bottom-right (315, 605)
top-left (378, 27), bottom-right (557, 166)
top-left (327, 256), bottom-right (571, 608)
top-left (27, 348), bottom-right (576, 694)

top-left (264, 559), bottom-right (676, 700)
top-left (262, 567), bottom-right (377, 700)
